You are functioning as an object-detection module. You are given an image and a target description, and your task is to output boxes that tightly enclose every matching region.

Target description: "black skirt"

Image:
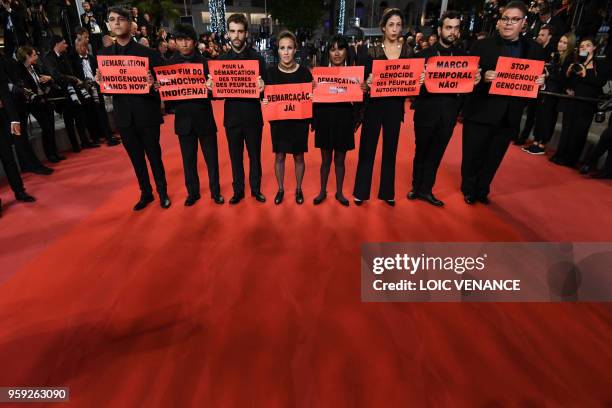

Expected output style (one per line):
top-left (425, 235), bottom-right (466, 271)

top-left (313, 103), bottom-right (355, 151)
top-left (270, 119), bottom-right (309, 154)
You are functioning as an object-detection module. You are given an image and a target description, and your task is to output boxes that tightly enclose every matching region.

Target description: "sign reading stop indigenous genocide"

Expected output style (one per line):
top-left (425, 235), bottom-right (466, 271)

top-left (97, 56), bottom-right (149, 94)
top-left (489, 56), bottom-right (545, 98)
top-left (424, 56), bottom-right (480, 93)
top-left (153, 63), bottom-right (207, 101)
top-left (263, 83), bottom-right (313, 121)
top-left (208, 60), bottom-right (259, 98)
top-left (370, 59), bottom-right (425, 97)
top-left (312, 66), bottom-right (364, 103)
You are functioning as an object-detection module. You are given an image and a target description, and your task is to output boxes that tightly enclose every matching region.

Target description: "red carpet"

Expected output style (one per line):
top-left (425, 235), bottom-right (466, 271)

top-left (1, 101), bottom-right (611, 406)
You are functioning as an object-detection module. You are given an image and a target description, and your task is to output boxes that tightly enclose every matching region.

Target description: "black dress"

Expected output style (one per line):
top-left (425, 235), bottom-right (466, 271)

top-left (313, 101), bottom-right (356, 151)
top-left (266, 65), bottom-right (313, 154)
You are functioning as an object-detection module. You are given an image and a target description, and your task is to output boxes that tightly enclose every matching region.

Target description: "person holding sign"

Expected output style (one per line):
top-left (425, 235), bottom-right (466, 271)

top-left (410, 11), bottom-right (481, 208)
top-left (552, 37), bottom-right (607, 168)
top-left (97, 6), bottom-right (169, 211)
top-left (312, 34), bottom-right (364, 207)
top-left (263, 31), bottom-right (313, 205)
top-left (214, 14), bottom-right (267, 205)
top-left (354, 8), bottom-right (416, 207)
top-left (164, 24), bottom-right (224, 207)
top-left (461, 1), bottom-right (545, 205)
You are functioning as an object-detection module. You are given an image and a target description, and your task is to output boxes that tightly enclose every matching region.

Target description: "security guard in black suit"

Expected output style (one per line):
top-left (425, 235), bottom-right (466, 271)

top-left (0, 66), bottom-right (36, 216)
top-left (461, 1), bottom-right (545, 205)
top-left (410, 11), bottom-right (480, 207)
top-left (97, 6), bottom-right (169, 211)
top-left (213, 13), bottom-right (266, 205)
top-left (166, 24), bottom-right (223, 207)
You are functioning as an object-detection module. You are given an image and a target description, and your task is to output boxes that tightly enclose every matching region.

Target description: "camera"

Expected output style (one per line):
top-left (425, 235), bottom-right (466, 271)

top-left (595, 97), bottom-right (612, 123)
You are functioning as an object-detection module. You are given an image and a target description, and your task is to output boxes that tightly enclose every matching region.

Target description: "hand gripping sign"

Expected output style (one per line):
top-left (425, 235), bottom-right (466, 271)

top-left (489, 57), bottom-right (545, 98)
top-left (424, 56), bottom-right (480, 93)
top-left (208, 60), bottom-right (260, 98)
top-left (97, 56), bottom-right (149, 94)
top-left (263, 83), bottom-right (313, 121)
top-left (153, 63), bottom-right (208, 101)
top-left (312, 66), bottom-right (364, 103)
top-left (370, 59), bottom-right (425, 97)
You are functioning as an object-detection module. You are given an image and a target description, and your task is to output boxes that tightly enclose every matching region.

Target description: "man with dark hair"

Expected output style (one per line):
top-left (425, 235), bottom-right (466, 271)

top-left (410, 11), bottom-right (480, 207)
top-left (529, 1), bottom-right (564, 44)
top-left (81, 0), bottom-right (105, 53)
top-left (167, 23), bottom-right (224, 206)
top-left (461, 1), bottom-right (545, 204)
top-left (0, 0), bottom-right (28, 58)
top-left (0, 66), bottom-right (36, 216)
top-left (212, 13), bottom-right (266, 204)
top-left (97, 6), bottom-right (170, 210)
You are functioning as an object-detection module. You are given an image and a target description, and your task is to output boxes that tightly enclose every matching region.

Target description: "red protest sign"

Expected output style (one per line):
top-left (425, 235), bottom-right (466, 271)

top-left (208, 60), bottom-right (260, 98)
top-left (312, 66), bottom-right (364, 103)
top-left (424, 56), bottom-right (480, 93)
top-left (97, 56), bottom-right (149, 94)
top-left (489, 56), bottom-right (544, 98)
top-left (153, 63), bottom-right (207, 101)
top-left (263, 83), bottom-right (313, 121)
top-left (370, 59), bottom-right (425, 97)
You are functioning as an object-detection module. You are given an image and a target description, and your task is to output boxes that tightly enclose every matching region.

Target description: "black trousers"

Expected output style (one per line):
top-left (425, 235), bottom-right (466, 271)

top-left (413, 119), bottom-right (456, 194)
top-left (556, 111), bottom-right (594, 166)
top-left (225, 125), bottom-right (262, 195)
top-left (461, 119), bottom-right (516, 198)
top-left (29, 103), bottom-right (57, 160)
top-left (353, 101), bottom-right (403, 200)
top-left (15, 110), bottom-right (47, 171)
top-left (518, 99), bottom-right (537, 141)
top-left (96, 98), bottom-right (114, 141)
top-left (118, 125), bottom-right (167, 196)
top-left (177, 130), bottom-right (221, 198)
top-left (533, 95), bottom-right (558, 145)
top-left (588, 124), bottom-right (612, 170)
top-left (62, 103), bottom-right (91, 151)
top-left (0, 128), bottom-right (25, 195)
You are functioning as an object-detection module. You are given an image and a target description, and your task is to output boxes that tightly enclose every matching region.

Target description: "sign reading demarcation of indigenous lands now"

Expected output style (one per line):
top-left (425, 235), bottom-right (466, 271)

top-left (208, 60), bottom-right (259, 98)
top-left (312, 66), bottom-right (364, 103)
top-left (489, 56), bottom-right (545, 98)
top-left (424, 56), bottom-right (480, 93)
top-left (153, 63), bottom-right (207, 101)
top-left (97, 56), bottom-right (149, 94)
top-left (370, 59), bottom-right (425, 97)
top-left (263, 83), bottom-right (313, 121)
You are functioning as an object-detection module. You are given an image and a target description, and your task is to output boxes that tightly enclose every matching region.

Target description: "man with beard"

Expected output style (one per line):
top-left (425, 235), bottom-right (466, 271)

top-left (461, 1), bottom-right (545, 205)
top-left (97, 6), bottom-right (170, 210)
top-left (211, 13), bottom-right (266, 205)
top-left (165, 24), bottom-right (224, 207)
top-left (409, 11), bottom-right (481, 207)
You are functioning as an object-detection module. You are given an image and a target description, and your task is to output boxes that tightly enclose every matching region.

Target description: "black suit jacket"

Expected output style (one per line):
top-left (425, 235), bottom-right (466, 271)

top-left (0, 7), bottom-right (28, 46)
top-left (463, 35), bottom-right (545, 126)
top-left (97, 40), bottom-right (163, 128)
top-left (69, 51), bottom-right (97, 81)
top-left (217, 47), bottom-right (266, 128)
top-left (43, 50), bottom-right (80, 88)
top-left (0, 67), bottom-right (19, 130)
top-left (412, 43), bottom-right (468, 127)
top-left (167, 52), bottom-right (217, 136)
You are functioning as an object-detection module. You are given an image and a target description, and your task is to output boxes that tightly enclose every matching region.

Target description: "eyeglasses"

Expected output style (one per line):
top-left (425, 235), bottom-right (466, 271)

top-left (499, 16), bottom-right (525, 25)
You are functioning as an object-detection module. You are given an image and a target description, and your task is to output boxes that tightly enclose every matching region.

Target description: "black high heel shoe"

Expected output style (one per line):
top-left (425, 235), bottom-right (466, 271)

top-left (313, 191), bottom-right (326, 205)
top-left (274, 190), bottom-right (284, 205)
top-left (296, 189), bottom-right (304, 205)
top-left (335, 193), bottom-right (349, 206)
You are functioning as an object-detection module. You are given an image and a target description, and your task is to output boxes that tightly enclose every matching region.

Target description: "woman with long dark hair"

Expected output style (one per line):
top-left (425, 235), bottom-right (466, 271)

top-left (312, 34), bottom-right (363, 206)
top-left (353, 8), bottom-right (415, 206)
top-left (264, 31), bottom-right (313, 205)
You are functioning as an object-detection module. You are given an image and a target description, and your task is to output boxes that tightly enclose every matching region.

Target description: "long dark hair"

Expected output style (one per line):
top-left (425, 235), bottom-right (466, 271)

top-left (322, 34), bottom-right (354, 66)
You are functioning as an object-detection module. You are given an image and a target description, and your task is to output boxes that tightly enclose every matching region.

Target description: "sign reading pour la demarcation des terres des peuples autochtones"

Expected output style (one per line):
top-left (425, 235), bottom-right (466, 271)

top-left (361, 242), bottom-right (612, 302)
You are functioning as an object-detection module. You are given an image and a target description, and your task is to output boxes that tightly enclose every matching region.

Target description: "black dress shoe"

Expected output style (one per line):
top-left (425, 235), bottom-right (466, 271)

top-left (464, 195), bottom-right (476, 205)
top-left (477, 196), bottom-right (490, 205)
top-left (32, 167), bottom-right (54, 175)
top-left (72, 147), bottom-right (82, 153)
top-left (274, 190), bottom-right (284, 205)
top-left (229, 193), bottom-right (244, 205)
top-left (184, 195), bottom-right (201, 207)
top-left (133, 195), bottom-right (154, 211)
top-left (107, 138), bottom-right (121, 146)
top-left (56, 155), bottom-right (67, 160)
top-left (383, 199), bottom-right (395, 207)
top-left (418, 193), bottom-right (444, 207)
top-left (407, 191), bottom-right (418, 200)
top-left (15, 191), bottom-right (36, 202)
top-left (335, 193), bottom-right (349, 206)
top-left (591, 171), bottom-right (612, 179)
top-left (212, 194), bottom-right (225, 204)
top-left (353, 197), bottom-right (364, 206)
top-left (296, 189), bottom-right (304, 205)
top-left (313, 192), bottom-right (326, 205)
top-left (579, 164), bottom-right (591, 175)
top-left (48, 156), bottom-right (61, 163)
top-left (252, 192), bottom-right (266, 203)
top-left (159, 194), bottom-right (171, 209)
